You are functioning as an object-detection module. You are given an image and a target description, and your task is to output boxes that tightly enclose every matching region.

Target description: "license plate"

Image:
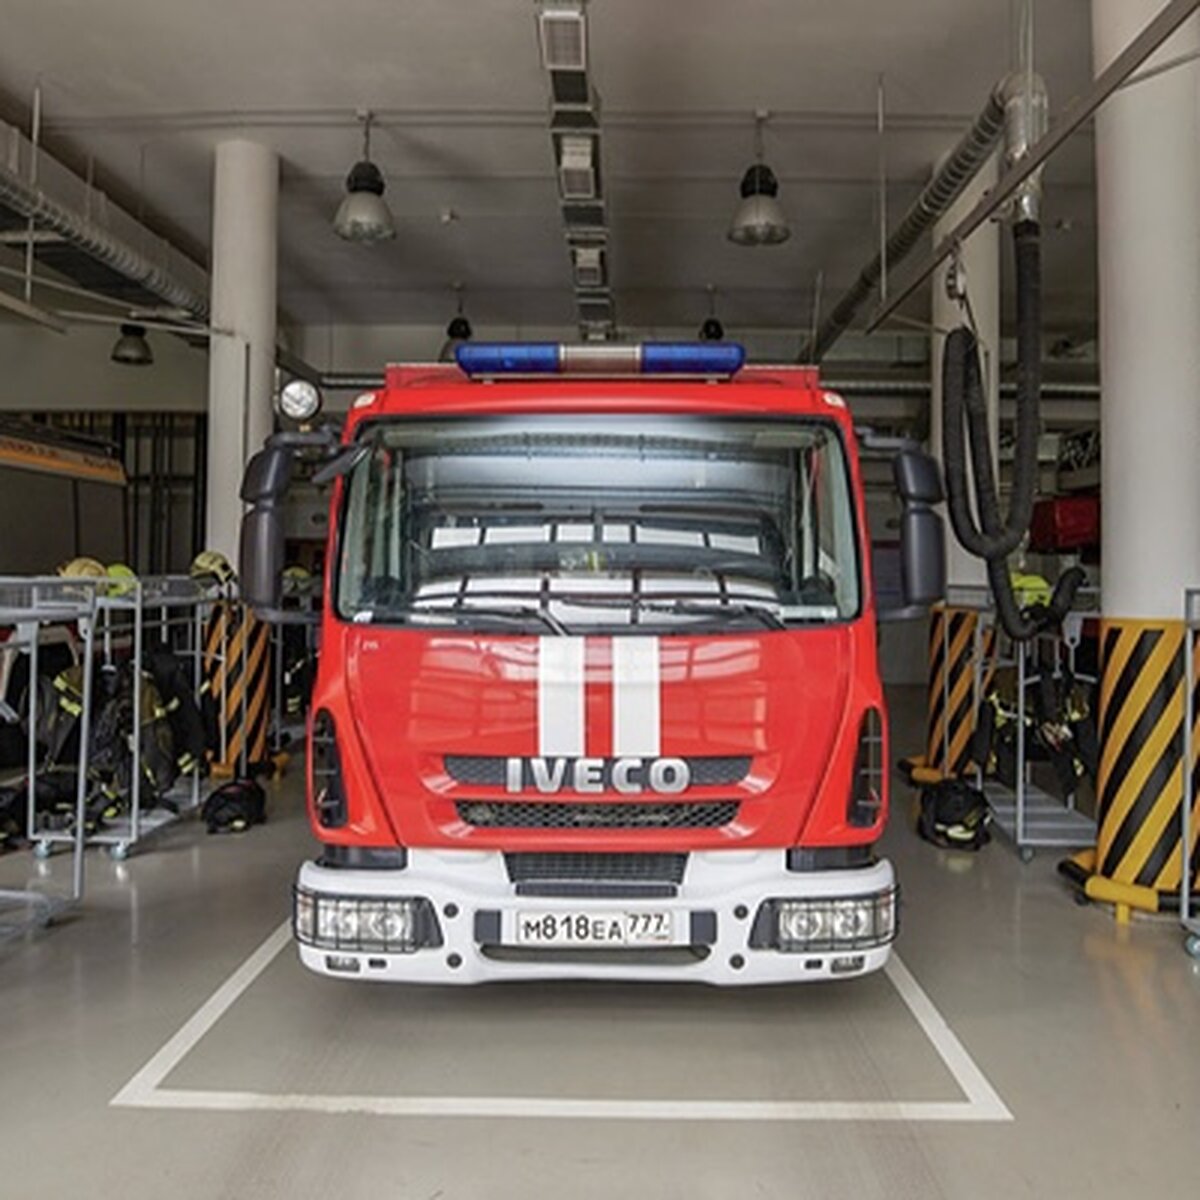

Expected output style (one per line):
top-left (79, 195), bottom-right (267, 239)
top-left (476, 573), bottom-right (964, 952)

top-left (513, 909), bottom-right (675, 947)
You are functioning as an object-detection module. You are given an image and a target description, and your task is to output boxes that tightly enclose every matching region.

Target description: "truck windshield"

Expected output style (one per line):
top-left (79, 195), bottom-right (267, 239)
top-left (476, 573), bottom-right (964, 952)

top-left (336, 415), bottom-right (861, 631)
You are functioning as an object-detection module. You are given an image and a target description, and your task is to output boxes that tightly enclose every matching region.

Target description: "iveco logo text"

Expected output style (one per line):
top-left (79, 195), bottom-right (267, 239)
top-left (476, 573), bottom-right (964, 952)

top-left (505, 757), bottom-right (691, 795)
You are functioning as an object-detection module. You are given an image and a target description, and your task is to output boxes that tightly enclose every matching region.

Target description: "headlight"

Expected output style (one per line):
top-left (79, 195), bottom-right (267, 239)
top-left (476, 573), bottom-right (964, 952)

top-left (771, 889), bottom-right (896, 952)
top-left (360, 901), bottom-right (415, 945)
top-left (778, 905), bottom-right (827, 944)
top-left (830, 900), bottom-right (872, 941)
top-left (293, 887), bottom-right (438, 954)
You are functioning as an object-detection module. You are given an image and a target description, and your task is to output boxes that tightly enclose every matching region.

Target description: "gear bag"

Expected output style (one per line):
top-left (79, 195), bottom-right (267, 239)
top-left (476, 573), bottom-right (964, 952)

top-left (201, 778), bottom-right (266, 834)
top-left (918, 779), bottom-right (992, 850)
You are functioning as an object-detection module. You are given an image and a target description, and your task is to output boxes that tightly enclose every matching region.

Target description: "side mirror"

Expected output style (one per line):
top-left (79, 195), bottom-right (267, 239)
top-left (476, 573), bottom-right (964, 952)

top-left (880, 450), bottom-right (946, 620)
top-left (239, 445), bottom-right (292, 617)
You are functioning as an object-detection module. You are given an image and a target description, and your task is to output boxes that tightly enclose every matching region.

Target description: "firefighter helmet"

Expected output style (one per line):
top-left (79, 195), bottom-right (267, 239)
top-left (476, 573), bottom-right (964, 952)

top-left (57, 556), bottom-right (106, 579)
top-left (190, 550), bottom-right (235, 587)
top-left (105, 562), bottom-right (138, 596)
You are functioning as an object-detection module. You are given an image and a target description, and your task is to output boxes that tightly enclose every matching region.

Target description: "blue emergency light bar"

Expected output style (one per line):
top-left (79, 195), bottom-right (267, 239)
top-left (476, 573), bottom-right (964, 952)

top-left (455, 341), bottom-right (746, 378)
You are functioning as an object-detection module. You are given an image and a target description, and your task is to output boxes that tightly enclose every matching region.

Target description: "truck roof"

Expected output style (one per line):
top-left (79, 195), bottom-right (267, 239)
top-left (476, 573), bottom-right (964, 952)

top-left (344, 363), bottom-right (848, 432)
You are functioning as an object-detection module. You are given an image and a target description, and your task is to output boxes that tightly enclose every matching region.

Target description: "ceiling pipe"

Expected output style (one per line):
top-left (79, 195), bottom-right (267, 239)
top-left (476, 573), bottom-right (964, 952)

top-left (0, 155), bottom-right (209, 319)
top-left (800, 81), bottom-right (1008, 362)
top-left (825, 378), bottom-right (1098, 399)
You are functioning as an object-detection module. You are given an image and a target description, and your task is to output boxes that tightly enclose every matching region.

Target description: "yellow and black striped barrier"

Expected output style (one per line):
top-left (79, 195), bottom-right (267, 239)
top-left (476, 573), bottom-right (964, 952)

top-left (904, 604), bottom-right (997, 785)
top-left (1085, 618), bottom-right (1200, 919)
top-left (203, 602), bottom-right (272, 778)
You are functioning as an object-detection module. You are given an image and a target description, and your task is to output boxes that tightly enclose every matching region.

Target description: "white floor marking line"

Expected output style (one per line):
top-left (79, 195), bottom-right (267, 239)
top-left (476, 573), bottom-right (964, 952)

top-left (883, 954), bottom-right (1013, 1121)
top-left (125, 1090), bottom-right (999, 1122)
top-left (112, 925), bottom-right (1012, 1123)
top-left (110, 920), bottom-right (293, 1108)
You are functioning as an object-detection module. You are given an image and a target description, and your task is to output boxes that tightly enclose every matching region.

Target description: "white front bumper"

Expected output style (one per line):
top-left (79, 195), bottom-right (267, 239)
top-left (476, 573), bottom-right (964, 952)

top-left (295, 849), bottom-right (896, 986)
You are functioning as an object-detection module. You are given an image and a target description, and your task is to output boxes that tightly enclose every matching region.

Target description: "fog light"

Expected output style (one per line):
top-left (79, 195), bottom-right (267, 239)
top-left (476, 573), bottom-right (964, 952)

top-left (325, 955), bottom-right (361, 973)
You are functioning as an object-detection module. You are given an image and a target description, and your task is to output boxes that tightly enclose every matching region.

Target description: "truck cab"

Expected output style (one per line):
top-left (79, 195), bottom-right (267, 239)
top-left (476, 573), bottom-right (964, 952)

top-left (240, 342), bottom-right (943, 985)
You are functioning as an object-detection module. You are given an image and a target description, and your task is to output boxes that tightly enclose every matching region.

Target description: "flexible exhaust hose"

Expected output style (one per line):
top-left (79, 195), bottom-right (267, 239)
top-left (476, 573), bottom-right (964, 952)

top-left (941, 220), bottom-right (1078, 641)
top-left (942, 221), bottom-right (1042, 558)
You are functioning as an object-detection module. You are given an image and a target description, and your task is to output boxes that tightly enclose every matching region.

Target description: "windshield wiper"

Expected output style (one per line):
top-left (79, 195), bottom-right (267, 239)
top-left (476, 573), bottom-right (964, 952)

top-left (636, 601), bottom-right (786, 631)
top-left (402, 601), bottom-right (570, 636)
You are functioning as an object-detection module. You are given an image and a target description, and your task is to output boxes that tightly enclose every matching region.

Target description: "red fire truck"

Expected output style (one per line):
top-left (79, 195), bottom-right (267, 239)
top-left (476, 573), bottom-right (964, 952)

top-left (240, 342), bottom-right (943, 985)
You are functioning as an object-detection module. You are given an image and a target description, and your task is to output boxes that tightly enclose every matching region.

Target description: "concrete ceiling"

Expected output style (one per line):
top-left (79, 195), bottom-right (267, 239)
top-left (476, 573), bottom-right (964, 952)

top-left (0, 0), bottom-right (1097, 340)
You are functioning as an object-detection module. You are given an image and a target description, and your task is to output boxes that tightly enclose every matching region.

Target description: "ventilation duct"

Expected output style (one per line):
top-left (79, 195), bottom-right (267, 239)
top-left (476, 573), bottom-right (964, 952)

top-left (0, 117), bottom-right (208, 319)
top-left (536, 1), bottom-right (615, 339)
top-left (800, 82), bottom-right (1010, 361)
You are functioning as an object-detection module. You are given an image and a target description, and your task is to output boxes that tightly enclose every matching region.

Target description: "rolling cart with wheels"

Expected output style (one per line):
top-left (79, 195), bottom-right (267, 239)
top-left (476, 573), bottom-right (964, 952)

top-left (0, 576), bottom-right (97, 934)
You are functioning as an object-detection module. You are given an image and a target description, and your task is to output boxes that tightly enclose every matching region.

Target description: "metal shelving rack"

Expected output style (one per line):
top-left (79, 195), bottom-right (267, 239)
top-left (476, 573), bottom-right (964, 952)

top-left (944, 585), bottom-right (1099, 862)
top-left (0, 577), bottom-right (98, 936)
top-left (28, 574), bottom-right (214, 861)
top-left (1180, 590), bottom-right (1200, 959)
top-left (270, 574), bottom-right (320, 753)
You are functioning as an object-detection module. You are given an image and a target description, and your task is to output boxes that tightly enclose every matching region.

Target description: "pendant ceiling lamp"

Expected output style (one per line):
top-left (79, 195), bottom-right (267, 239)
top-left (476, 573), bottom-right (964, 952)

top-left (728, 110), bottom-right (790, 247)
top-left (333, 111), bottom-right (396, 244)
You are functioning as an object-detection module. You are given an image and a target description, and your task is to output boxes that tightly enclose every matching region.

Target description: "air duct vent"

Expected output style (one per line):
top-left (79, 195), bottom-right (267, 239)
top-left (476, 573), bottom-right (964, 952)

top-left (538, 8), bottom-right (587, 70)
top-left (572, 245), bottom-right (606, 288)
top-left (558, 136), bottom-right (597, 200)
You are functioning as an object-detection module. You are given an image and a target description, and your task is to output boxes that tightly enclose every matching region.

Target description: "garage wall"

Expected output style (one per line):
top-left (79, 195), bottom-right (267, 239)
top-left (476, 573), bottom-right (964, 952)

top-left (1, 319), bottom-right (925, 412)
top-left (0, 321), bottom-right (207, 412)
top-left (291, 323), bottom-right (857, 377)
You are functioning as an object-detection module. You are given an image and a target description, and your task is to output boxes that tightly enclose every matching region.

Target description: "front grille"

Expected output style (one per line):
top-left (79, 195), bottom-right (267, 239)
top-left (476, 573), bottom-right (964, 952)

top-left (457, 800), bottom-right (738, 829)
top-left (505, 852), bottom-right (688, 886)
top-left (444, 755), bottom-right (751, 787)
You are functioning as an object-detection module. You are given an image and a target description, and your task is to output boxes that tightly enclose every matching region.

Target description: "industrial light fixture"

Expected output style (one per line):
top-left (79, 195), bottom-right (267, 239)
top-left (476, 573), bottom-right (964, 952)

top-left (333, 111), bottom-right (396, 243)
top-left (699, 284), bottom-right (724, 341)
top-left (728, 110), bottom-right (791, 246)
top-left (438, 283), bottom-right (473, 362)
top-left (110, 323), bottom-right (153, 366)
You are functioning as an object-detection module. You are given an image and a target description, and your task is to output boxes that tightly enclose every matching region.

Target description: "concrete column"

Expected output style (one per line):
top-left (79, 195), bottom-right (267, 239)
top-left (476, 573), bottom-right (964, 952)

top-left (1094, 1), bottom-right (1200, 621)
top-left (929, 154), bottom-right (1001, 592)
top-left (205, 139), bottom-right (278, 561)
top-left (1089, 2), bottom-right (1200, 905)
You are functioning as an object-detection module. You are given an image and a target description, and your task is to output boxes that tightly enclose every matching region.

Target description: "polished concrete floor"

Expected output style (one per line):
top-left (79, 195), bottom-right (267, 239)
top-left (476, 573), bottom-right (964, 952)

top-left (2, 687), bottom-right (1199, 1200)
